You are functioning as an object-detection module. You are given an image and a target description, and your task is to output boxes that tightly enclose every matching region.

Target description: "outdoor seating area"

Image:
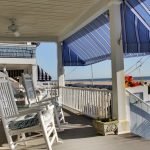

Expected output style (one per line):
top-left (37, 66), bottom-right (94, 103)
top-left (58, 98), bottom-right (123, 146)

top-left (0, 70), bottom-right (150, 149)
top-left (0, 0), bottom-right (149, 149)
top-left (0, 70), bottom-right (109, 149)
top-left (0, 110), bottom-right (150, 150)
top-left (0, 71), bottom-right (63, 150)
top-left (21, 73), bottom-right (67, 131)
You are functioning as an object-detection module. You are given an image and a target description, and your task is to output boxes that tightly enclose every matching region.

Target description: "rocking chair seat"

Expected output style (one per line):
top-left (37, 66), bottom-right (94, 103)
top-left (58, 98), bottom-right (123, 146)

top-left (9, 113), bottom-right (39, 130)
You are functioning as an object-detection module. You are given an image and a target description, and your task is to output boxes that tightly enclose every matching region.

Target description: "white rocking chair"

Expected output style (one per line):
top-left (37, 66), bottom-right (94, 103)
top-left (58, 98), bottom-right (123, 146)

top-left (0, 71), bottom-right (60, 150)
top-left (22, 73), bottom-right (67, 131)
top-left (50, 88), bottom-right (68, 128)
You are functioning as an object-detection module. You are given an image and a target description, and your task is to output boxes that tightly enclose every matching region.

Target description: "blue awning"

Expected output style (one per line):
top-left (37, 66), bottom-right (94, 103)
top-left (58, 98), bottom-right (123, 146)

top-left (63, 12), bottom-right (111, 66)
top-left (124, 0), bottom-right (150, 31)
top-left (62, 0), bottom-right (150, 66)
top-left (37, 65), bottom-right (51, 81)
top-left (121, 0), bottom-right (150, 56)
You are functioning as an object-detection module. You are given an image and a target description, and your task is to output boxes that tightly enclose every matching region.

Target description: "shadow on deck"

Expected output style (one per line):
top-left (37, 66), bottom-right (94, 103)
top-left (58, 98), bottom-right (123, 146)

top-left (57, 110), bottom-right (97, 140)
top-left (53, 110), bottom-right (150, 150)
top-left (0, 121), bottom-right (7, 147)
top-left (0, 110), bottom-right (150, 150)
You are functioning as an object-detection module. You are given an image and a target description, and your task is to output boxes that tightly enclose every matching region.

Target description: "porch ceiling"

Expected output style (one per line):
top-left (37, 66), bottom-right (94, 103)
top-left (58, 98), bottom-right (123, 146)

top-left (0, 0), bottom-right (111, 42)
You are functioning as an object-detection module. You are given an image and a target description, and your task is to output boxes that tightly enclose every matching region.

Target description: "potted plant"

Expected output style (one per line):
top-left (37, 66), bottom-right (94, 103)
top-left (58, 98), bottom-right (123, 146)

top-left (93, 118), bottom-right (118, 136)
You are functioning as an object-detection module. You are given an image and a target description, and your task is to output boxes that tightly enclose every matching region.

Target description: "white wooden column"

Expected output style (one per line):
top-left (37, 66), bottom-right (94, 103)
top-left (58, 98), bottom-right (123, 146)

top-left (32, 64), bottom-right (37, 87)
top-left (57, 42), bottom-right (65, 87)
top-left (57, 42), bottom-right (65, 104)
top-left (109, 1), bottom-right (130, 134)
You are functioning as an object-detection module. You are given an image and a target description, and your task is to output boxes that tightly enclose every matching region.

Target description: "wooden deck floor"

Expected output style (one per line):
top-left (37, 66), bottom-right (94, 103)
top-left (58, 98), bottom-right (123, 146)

top-left (0, 111), bottom-right (150, 150)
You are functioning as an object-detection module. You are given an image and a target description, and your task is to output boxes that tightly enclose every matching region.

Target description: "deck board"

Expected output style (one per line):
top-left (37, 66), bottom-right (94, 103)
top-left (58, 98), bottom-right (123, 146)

top-left (0, 111), bottom-right (150, 150)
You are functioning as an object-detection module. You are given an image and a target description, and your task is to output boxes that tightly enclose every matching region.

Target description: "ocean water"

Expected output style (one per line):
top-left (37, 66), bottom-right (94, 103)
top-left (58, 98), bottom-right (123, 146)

top-left (66, 76), bottom-right (150, 90)
top-left (68, 76), bottom-right (150, 82)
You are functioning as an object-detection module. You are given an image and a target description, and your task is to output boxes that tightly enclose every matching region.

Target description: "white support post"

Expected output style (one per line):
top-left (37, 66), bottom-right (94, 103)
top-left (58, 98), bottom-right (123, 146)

top-left (109, 2), bottom-right (130, 134)
top-left (57, 42), bottom-right (65, 87)
top-left (57, 42), bottom-right (65, 104)
top-left (32, 64), bottom-right (37, 88)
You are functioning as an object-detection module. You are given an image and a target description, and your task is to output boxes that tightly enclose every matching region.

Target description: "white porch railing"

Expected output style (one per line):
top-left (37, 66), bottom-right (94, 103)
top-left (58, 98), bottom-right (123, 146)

top-left (60, 86), bottom-right (112, 119)
top-left (126, 90), bottom-right (150, 139)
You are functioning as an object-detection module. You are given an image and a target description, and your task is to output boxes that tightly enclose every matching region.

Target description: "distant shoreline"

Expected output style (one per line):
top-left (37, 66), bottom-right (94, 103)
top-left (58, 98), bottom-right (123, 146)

top-left (65, 80), bottom-right (112, 90)
top-left (66, 76), bottom-right (150, 82)
top-left (65, 76), bottom-right (150, 90)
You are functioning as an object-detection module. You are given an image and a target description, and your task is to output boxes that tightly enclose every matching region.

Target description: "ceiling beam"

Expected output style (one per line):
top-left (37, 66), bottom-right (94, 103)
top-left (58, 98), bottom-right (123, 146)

top-left (59, 0), bottom-right (121, 41)
top-left (0, 36), bottom-right (58, 42)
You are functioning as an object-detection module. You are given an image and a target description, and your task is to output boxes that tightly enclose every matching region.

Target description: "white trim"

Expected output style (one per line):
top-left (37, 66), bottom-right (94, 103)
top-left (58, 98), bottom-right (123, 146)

top-left (57, 42), bottom-right (65, 87)
top-left (118, 130), bottom-right (130, 135)
top-left (109, 3), bottom-right (130, 133)
top-left (59, 0), bottom-right (113, 41)
top-left (0, 58), bottom-right (36, 65)
top-left (0, 43), bottom-right (36, 48)
top-left (109, 0), bottom-right (122, 5)
top-left (59, 0), bottom-right (122, 41)
top-left (0, 36), bottom-right (58, 42)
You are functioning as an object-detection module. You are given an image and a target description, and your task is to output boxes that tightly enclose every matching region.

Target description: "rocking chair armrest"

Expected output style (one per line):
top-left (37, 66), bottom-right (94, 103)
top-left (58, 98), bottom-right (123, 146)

top-left (18, 103), bottom-right (54, 117)
top-left (29, 101), bottom-right (51, 107)
top-left (19, 107), bottom-right (43, 115)
top-left (37, 96), bottom-right (58, 104)
top-left (6, 107), bottom-right (42, 119)
top-left (17, 102), bottom-right (51, 117)
top-left (7, 102), bottom-right (53, 119)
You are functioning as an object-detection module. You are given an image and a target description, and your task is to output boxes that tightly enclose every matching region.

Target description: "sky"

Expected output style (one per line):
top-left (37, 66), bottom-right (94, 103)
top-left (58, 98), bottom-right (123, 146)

top-left (36, 42), bottom-right (150, 80)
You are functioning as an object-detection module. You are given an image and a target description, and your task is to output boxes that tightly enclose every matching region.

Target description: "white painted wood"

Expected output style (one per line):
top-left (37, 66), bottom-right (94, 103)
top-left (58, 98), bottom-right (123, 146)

top-left (0, 36), bottom-right (58, 42)
top-left (0, 0), bottom-right (124, 43)
top-left (59, 0), bottom-right (111, 41)
top-left (0, 58), bottom-right (36, 65)
top-left (127, 86), bottom-right (149, 102)
top-left (126, 90), bottom-right (150, 139)
top-left (0, 71), bottom-right (60, 150)
top-left (50, 90), bottom-right (68, 131)
top-left (22, 73), bottom-right (38, 105)
top-left (22, 73), bottom-right (67, 131)
top-left (56, 42), bottom-right (66, 128)
top-left (57, 42), bottom-right (65, 87)
top-left (32, 64), bottom-right (37, 88)
top-left (61, 86), bottom-right (112, 119)
top-left (109, 2), bottom-right (129, 134)
top-left (0, 36), bottom-right (58, 43)
top-left (0, 0), bottom-right (99, 41)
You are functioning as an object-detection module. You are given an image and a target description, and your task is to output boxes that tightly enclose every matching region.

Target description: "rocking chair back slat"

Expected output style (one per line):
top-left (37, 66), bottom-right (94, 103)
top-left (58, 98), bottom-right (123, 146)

top-left (0, 72), bottom-right (18, 118)
top-left (0, 71), bottom-right (60, 150)
top-left (22, 73), bottom-right (38, 105)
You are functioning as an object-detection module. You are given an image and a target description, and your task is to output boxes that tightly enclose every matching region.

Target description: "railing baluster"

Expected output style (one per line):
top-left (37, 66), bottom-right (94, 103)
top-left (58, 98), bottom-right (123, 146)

top-left (126, 90), bottom-right (150, 139)
top-left (93, 90), bottom-right (95, 117)
top-left (87, 89), bottom-right (89, 115)
top-left (61, 87), bottom-right (111, 119)
top-left (95, 90), bottom-right (98, 117)
top-left (96, 90), bottom-right (98, 117)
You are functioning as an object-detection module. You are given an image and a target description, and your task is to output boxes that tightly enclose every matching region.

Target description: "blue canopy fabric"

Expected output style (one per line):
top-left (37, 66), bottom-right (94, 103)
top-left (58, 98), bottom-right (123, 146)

top-left (121, 0), bottom-right (150, 56)
top-left (62, 0), bottom-right (150, 66)
top-left (62, 12), bottom-right (111, 66)
top-left (124, 0), bottom-right (150, 31)
top-left (37, 65), bottom-right (51, 81)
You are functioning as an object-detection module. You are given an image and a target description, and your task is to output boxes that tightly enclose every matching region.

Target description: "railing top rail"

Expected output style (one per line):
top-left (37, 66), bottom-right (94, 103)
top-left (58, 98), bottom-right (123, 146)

top-left (60, 86), bottom-right (112, 93)
top-left (126, 89), bottom-right (150, 107)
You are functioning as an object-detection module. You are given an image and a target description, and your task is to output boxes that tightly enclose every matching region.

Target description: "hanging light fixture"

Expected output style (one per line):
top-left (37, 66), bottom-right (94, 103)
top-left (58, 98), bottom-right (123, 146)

top-left (8, 18), bottom-right (20, 37)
